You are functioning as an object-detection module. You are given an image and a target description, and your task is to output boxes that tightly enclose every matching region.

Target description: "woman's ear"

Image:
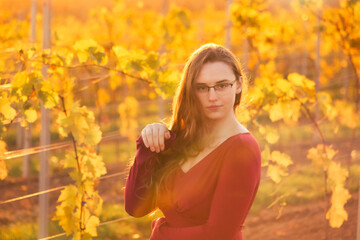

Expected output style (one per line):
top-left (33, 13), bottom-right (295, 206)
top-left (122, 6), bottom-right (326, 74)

top-left (235, 76), bottom-right (242, 94)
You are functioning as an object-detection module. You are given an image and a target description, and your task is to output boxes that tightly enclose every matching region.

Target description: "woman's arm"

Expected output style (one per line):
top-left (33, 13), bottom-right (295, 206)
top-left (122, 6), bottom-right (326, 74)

top-left (124, 127), bottom-right (176, 217)
top-left (150, 140), bottom-right (261, 240)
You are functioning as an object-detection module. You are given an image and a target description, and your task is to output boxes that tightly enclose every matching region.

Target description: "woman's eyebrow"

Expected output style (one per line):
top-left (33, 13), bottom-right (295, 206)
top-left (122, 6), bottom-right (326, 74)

top-left (195, 79), bottom-right (232, 85)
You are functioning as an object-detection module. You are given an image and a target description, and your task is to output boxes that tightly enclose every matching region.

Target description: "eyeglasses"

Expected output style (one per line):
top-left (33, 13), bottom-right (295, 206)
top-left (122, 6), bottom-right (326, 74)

top-left (195, 80), bottom-right (237, 94)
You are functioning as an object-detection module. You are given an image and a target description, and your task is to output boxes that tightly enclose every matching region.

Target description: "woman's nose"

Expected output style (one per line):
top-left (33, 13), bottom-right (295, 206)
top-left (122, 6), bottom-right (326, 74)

top-left (208, 88), bottom-right (218, 101)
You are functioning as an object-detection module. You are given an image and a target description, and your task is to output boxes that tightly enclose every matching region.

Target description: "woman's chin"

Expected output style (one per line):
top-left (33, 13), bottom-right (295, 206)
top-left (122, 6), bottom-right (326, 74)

top-left (204, 112), bottom-right (225, 121)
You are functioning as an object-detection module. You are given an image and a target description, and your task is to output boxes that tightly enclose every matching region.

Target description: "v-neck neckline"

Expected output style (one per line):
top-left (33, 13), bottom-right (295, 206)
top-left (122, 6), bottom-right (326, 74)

top-left (179, 132), bottom-right (250, 175)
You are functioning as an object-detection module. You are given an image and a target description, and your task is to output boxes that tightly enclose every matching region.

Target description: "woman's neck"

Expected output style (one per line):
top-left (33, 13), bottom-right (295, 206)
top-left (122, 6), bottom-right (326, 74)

top-left (203, 113), bottom-right (243, 145)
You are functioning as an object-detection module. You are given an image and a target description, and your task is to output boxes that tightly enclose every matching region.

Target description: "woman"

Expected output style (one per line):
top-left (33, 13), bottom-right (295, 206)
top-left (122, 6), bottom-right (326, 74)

top-left (124, 43), bottom-right (261, 240)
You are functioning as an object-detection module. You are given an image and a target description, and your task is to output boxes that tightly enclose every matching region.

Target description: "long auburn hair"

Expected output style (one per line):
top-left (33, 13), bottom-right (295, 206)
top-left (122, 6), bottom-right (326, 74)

top-left (149, 43), bottom-right (244, 199)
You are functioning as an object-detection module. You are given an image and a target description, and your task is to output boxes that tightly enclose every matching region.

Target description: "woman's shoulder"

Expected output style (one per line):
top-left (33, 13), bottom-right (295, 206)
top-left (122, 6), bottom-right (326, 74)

top-left (224, 131), bottom-right (261, 162)
top-left (228, 131), bottom-right (259, 148)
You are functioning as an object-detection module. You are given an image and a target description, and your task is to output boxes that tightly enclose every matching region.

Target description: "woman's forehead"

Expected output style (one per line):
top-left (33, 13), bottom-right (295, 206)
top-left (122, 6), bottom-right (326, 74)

top-left (195, 61), bottom-right (235, 84)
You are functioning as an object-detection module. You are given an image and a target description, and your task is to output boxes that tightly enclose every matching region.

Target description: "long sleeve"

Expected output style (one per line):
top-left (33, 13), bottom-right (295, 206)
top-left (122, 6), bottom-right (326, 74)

top-left (150, 140), bottom-right (261, 240)
top-left (124, 133), bottom-right (176, 217)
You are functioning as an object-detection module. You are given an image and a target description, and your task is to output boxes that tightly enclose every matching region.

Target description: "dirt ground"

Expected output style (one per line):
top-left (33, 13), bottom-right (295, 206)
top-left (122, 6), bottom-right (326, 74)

top-left (243, 192), bottom-right (358, 240)
top-left (0, 163), bottom-right (358, 240)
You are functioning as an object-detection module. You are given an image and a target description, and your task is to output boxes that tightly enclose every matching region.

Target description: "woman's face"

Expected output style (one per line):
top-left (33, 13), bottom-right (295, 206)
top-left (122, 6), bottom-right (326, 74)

top-left (194, 61), bottom-right (241, 121)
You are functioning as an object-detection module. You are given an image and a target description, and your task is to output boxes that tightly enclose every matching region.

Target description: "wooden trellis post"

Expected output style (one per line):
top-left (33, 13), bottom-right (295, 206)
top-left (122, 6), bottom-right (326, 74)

top-left (38, 0), bottom-right (51, 238)
top-left (225, 0), bottom-right (232, 50)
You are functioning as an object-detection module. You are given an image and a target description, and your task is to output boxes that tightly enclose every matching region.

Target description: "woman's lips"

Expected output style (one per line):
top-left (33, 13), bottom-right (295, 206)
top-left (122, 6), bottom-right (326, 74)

top-left (207, 105), bottom-right (222, 110)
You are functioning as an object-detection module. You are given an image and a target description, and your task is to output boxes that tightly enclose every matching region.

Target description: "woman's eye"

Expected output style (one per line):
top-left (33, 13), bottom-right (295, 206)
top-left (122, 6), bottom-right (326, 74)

top-left (217, 84), bottom-right (227, 89)
top-left (197, 86), bottom-right (207, 91)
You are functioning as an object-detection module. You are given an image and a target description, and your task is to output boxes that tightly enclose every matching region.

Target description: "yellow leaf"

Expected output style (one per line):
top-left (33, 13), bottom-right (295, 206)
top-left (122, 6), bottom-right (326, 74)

top-left (72, 231), bottom-right (82, 240)
top-left (85, 216), bottom-right (100, 237)
top-left (269, 102), bottom-right (284, 122)
top-left (259, 125), bottom-right (280, 144)
top-left (73, 39), bottom-right (107, 64)
top-left (247, 86), bottom-right (265, 103)
top-left (83, 150), bottom-right (107, 179)
top-left (0, 160), bottom-right (7, 180)
top-left (326, 145), bottom-right (338, 161)
top-left (326, 185), bottom-right (351, 228)
top-left (24, 109), bottom-right (37, 123)
top-left (39, 80), bottom-right (59, 109)
top-left (87, 192), bottom-right (103, 216)
top-left (317, 92), bottom-right (338, 120)
top-left (0, 140), bottom-right (7, 156)
top-left (57, 112), bottom-right (70, 137)
top-left (112, 45), bottom-right (129, 59)
top-left (0, 96), bottom-right (16, 120)
top-left (285, 101), bottom-right (301, 124)
top-left (327, 162), bottom-right (348, 188)
top-left (276, 78), bottom-right (292, 93)
top-left (306, 144), bottom-right (338, 171)
top-left (12, 71), bottom-right (28, 89)
top-left (261, 144), bottom-right (271, 167)
top-left (77, 52), bottom-right (88, 63)
top-left (0, 141), bottom-right (7, 179)
top-left (288, 73), bottom-right (315, 90)
top-left (266, 164), bottom-right (287, 183)
top-left (236, 107), bottom-right (251, 123)
top-left (288, 73), bottom-right (304, 87)
top-left (58, 185), bottom-right (78, 208)
top-left (271, 151), bottom-right (293, 168)
top-left (64, 152), bottom-right (77, 169)
top-left (74, 39), bottom-right (98, 52)
top-left (335, 100), bottom-right (358, 129)
top-left (84, 125), bottom-right (102, 146)
top-left (53, 205), bottom-right (77, 235)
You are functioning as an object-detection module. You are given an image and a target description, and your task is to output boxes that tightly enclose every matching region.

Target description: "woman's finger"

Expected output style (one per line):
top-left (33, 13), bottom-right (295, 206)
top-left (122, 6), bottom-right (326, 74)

top-left (141, 123), bottom-right (170, 152)
top-left (145, 126), bottom-right (155, 151)
top-left (158, 128), bottom-right (166, 151)
top-left (165, 130), bottom-right (171, 139)
top-left (141, 128), bottom-right (149, 148)
top-left (152, 126), bottom-right (160, 153)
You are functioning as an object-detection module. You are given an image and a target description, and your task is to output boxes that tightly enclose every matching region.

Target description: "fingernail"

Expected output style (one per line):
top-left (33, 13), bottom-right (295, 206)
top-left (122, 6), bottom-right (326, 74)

top-left (151, 147), bottom-right (155, 152)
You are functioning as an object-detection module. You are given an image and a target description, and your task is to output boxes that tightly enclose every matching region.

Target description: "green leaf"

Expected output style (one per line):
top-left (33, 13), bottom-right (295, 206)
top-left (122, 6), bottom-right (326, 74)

top-left (146, 51), bottom-right (160, 69)
top-left (128, 60), bottom-right (143, 71)
top-left (176, 10), bottom-right (190, 29)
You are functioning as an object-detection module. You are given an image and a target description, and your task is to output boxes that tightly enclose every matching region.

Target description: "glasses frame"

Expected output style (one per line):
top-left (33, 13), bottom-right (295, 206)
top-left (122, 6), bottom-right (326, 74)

top-left (195, 80), bottom-right (237, 93)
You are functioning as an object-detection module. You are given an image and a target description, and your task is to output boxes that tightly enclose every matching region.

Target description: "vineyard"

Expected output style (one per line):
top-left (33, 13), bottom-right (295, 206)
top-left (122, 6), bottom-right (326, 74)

top-left (0, 0), bottom-right (359, 239)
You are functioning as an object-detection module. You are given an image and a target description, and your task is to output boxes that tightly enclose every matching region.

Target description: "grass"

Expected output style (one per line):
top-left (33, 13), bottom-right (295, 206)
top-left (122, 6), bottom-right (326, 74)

top-left (0, 220), bottom-right (65, 240)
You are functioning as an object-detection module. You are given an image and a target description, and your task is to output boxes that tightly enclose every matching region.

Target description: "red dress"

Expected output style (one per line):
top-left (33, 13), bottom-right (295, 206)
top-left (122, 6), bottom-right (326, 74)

top-left (125, 132), bottom-right (261, 240)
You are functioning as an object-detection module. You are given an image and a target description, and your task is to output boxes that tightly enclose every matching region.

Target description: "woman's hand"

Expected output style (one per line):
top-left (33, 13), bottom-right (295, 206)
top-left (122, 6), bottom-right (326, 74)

top-left (141, 123), bottom-right (171, 153)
